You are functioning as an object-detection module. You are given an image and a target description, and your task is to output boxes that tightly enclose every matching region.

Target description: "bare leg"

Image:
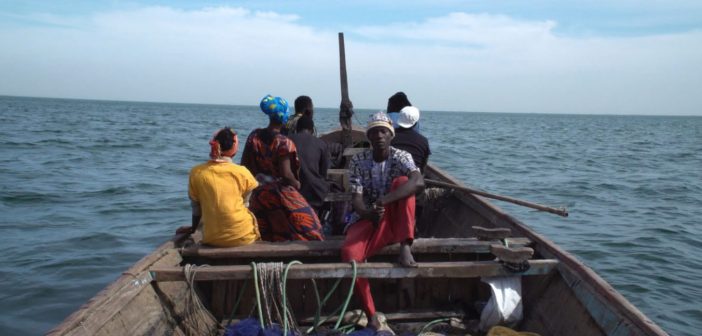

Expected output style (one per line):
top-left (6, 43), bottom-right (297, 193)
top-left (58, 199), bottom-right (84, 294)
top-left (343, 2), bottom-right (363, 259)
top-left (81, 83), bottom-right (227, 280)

top-left (398, 241), bottom-right (418, 267)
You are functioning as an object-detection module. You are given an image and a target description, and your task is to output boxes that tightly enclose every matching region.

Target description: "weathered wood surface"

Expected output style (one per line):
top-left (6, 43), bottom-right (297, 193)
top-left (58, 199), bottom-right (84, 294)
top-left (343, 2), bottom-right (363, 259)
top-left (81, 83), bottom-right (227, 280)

top-left (425, 164), bottom-right (669, 336)
top-left (151, 259), bottom-right (558, 282)
top-left (48, 237), bottom-right (188, 336)
top-left (425, 178), bottom-right (568, 217)
top-left (326, 168), bottom-right (350, 190)
top-left (181, 237), bottom-right (519, 259)
top-left (472, 226), bottom-right (512, 240)
top-left (299, 309), bottom-right (464, 324)
top-left (343, 147), bottom-right (367, 157)
top-left (323, 192), bottom-right (353, 202)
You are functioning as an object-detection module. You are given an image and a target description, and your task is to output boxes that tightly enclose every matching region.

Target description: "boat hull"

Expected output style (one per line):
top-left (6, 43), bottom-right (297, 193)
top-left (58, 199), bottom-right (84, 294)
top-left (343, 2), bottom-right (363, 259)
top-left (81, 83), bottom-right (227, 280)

top-left (48, 129), bottom-right (667, 336)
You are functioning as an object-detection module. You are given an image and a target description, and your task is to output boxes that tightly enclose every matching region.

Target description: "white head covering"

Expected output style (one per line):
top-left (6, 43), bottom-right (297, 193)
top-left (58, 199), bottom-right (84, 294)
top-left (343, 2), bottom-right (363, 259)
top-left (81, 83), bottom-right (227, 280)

top-left (396, 106), bottom-right (420, 128)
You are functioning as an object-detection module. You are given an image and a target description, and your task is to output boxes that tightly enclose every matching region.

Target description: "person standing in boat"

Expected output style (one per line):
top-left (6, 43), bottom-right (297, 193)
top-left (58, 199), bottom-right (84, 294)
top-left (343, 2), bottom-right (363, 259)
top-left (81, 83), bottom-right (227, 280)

top-left (177, 127), bottom-right (260, 247)
top-left (391, 106), bottom-right (431, 173)
top-left (341, 111), bottom-right (425, 328)
top-left (288, 115), bottom-right (330, 215)
top-left (283, 95), bottom-right (316, 136)
top-left (386, 91), bottom-right (421, 133)
top-left (241, 95), bottom-right (324, 242)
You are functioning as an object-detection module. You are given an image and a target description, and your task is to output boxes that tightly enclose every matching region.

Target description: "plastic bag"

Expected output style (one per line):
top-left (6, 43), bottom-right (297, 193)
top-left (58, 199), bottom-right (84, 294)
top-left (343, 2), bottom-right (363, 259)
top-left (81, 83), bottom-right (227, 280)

top-left (479, 276), bottom-right (523, 331)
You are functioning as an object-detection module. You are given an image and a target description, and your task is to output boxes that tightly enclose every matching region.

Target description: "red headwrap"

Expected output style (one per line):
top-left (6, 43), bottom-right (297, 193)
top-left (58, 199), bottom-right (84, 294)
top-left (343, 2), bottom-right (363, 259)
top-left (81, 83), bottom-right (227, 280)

top-left (209, 128), bottom-right (239, 161)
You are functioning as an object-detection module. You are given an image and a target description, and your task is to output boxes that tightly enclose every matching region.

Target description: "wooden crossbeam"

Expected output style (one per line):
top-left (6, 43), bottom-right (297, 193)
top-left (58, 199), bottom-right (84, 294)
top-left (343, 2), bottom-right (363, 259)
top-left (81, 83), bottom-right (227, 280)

top-left (150, 259), bottom-right (558, 282)
top-left (326, 169), bottom-right (351, 190)
top-left (299, 310), bottom-right (464, 324)
top-left (181, 238), bottom-right (519, 259)
top-left (323, 192), bottom-right (353, 202)
top-left (343, 147), bottom-right (367, 157)
top-left (326, 168), bottom-right (349, 177)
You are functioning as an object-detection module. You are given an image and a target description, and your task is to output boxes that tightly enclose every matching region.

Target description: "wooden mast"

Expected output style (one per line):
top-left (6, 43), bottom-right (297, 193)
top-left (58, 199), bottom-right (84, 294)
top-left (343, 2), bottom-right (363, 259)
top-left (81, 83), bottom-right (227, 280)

top-left (338, 32), bottom-right (353, 149)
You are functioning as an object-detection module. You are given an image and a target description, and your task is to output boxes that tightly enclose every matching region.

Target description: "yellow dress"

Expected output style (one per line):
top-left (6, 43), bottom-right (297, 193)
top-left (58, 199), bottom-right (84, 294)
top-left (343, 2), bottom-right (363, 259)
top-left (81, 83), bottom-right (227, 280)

top-left (188, 161), bottom-right (259, 247)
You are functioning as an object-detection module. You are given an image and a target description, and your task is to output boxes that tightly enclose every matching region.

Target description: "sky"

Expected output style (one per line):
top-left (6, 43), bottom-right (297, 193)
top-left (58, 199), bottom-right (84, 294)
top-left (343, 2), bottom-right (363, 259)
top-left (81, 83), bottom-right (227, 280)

top-left (1, 0), bottom-right (701, 115)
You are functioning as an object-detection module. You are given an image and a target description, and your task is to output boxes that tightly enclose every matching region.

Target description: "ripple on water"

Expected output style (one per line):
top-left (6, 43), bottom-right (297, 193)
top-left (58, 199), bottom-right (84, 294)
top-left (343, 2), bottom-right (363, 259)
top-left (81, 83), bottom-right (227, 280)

top-left (2, 99), bottom-right (701, 335)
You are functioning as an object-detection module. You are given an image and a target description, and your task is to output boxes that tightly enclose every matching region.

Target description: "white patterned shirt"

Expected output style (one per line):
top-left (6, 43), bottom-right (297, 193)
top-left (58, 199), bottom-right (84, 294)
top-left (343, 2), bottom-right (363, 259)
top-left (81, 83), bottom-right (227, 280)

top-left (346, 146), bottom-right (419, 225)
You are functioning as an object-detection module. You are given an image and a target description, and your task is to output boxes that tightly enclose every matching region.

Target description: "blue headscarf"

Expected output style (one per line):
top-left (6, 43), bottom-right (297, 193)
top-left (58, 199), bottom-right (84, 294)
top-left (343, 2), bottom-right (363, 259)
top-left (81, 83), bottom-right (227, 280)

top-left (259, 95), bottom-right (290, 124)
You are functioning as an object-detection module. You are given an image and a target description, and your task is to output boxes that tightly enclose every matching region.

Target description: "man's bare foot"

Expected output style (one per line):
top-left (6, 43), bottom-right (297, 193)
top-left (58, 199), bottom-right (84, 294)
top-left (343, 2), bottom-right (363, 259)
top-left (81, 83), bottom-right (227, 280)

top-left (369, 313), bottom-right (382, 330)
top-left (398, 243), bottom-right (418, 267)
top-left (369, 313), bottom-right (395, 334)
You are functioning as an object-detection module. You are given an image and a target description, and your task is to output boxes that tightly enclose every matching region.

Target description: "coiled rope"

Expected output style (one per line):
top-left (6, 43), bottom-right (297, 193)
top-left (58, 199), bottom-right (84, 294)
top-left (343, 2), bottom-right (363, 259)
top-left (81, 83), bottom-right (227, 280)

top-left (182, 264), bottom-right (219, 336)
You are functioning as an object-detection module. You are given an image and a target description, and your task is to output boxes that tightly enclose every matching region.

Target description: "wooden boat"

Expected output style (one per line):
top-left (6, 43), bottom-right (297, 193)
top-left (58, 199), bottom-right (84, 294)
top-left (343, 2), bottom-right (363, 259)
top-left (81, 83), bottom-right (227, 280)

top-left (48, 127), bottom-right (668, 336)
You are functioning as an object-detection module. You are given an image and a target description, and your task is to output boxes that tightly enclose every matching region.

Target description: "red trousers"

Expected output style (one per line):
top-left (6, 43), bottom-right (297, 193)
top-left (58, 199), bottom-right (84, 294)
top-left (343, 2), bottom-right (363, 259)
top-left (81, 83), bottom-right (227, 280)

top-left (340, 176), bottom-right (415, 317)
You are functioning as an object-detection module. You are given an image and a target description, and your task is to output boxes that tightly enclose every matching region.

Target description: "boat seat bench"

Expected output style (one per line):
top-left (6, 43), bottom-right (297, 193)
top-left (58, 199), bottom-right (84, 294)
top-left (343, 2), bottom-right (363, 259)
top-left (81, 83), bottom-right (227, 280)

top-left (181, 237), bottom-right (532, 259)
top-left (150, 259), bottom-right (558, 282)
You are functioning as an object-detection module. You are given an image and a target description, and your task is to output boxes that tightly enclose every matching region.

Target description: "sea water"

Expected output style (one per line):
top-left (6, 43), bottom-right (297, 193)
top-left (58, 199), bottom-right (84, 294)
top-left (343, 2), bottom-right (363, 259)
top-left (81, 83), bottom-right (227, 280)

top-left (0, 96), bottom-right (700, 335)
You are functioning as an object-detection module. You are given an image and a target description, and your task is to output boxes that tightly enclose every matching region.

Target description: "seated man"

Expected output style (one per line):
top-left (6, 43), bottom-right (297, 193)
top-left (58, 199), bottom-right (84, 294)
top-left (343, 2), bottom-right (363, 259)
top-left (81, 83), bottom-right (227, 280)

top-left (391, 106), bottom-right (431, 173)
top-left (176, 127), bottom-right (260, 247)
top-left (288, 115), bottom-right (330, 214)
top-left (341, 112), bottom-right (425, 328)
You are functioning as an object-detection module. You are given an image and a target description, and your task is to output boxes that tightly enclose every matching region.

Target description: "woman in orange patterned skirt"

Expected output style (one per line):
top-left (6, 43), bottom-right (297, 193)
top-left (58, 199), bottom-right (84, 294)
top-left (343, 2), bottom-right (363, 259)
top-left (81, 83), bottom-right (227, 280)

top-left (240, 95), bottom-right (324, 242)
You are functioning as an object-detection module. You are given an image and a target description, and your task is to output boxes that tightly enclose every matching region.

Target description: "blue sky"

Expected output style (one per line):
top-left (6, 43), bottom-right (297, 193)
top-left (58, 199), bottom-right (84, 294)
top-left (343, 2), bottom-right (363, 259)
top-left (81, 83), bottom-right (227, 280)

top-left (1, 0), bottom-right (701, 115)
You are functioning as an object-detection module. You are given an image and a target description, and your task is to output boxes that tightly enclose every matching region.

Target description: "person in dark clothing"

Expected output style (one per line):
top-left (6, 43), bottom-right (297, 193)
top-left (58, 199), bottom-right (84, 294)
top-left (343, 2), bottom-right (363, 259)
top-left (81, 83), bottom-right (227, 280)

top-left (288, 115), bottom-right (330, 214)
top-left (386, 91), bottom-right (421, 133)
top-left (284, 95), bottom-right (316, 135)
top-left (391, 106), bottom-right (431, 173)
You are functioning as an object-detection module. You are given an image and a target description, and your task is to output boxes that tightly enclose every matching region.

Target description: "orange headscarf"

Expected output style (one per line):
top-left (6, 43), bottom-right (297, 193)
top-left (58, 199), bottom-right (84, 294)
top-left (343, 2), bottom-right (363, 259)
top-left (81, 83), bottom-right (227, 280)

top-left (209, 128), bottom-right (239, 162)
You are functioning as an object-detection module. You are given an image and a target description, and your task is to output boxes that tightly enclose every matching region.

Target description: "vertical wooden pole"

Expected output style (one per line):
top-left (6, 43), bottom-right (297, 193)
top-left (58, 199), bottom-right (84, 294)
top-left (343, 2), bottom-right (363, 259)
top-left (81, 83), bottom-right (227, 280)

top-left (338, 32), bottom-right (353, 149)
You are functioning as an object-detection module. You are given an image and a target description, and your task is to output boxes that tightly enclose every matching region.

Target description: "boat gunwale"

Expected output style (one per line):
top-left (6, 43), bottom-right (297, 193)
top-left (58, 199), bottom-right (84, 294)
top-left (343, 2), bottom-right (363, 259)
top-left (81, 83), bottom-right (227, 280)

top-left (48, 128), bottom-right (668, 336)
top-left (46, 234), bottom-right (188, 336)
top-left (426, 163), bottom-right (668, 336)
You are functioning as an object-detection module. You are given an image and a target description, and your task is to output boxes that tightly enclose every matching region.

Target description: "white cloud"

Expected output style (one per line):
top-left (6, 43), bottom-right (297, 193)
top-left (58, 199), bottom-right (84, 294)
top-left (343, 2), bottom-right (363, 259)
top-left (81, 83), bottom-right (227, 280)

top-left (0, 6), bottom-right (700, 115)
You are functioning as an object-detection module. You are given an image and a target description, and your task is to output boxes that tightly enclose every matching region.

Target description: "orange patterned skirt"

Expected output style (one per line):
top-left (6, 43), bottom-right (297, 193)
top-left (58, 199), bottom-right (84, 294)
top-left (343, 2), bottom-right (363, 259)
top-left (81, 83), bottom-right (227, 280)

top-left (249, 181), bottom-right (324, 242)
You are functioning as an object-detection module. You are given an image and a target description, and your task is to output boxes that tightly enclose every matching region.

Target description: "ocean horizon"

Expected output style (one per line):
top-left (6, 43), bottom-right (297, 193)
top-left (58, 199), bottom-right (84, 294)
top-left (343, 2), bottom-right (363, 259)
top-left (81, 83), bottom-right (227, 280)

top-left (3, 94), bottom-right (700, 117)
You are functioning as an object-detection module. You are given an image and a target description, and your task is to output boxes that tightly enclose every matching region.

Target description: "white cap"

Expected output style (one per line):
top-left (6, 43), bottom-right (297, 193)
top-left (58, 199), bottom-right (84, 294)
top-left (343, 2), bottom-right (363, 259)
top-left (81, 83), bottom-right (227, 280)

top-left (396, 106), bottom-right (420, 128)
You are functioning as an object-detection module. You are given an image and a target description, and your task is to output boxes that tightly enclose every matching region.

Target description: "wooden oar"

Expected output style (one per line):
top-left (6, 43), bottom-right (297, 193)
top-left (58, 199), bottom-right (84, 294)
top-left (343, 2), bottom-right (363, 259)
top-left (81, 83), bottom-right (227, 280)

top-left (424, 178), bottom-right (569, 217)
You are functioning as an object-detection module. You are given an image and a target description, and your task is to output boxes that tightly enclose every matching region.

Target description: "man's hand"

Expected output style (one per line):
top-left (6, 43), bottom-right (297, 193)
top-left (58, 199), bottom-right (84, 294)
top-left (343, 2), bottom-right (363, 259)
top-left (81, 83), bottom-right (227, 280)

top-left (367, 200), bottom-right (385, 226)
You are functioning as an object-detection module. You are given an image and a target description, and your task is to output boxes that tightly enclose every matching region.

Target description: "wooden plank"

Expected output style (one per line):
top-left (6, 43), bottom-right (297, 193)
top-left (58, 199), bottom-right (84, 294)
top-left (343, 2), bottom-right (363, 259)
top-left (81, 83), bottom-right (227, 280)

top-left (327, 168), bottom-right (348, 176)
top-left (151, 259), bottom-right (558, 282)
top-left (181, 238), bottom-right (515, 259)
top-left (343, 147), bottom-right (367, 157)
top-left (48, 240), bottom-right (185, 336)
top-left (326, 169), bottom-right (350, 191)
top-left (324, 192), bottom-right (353, 202)
top-left (299, 309), bottom-right (464, 324)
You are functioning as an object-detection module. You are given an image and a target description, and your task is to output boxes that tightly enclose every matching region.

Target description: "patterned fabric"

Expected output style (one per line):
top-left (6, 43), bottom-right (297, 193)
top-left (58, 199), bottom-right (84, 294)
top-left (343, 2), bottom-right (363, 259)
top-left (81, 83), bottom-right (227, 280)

top-left (283, 114), bottom-right (318, 136)
top-left (366, 111), bottom-right (395, 137)
top-left (189, 161), bottom-right (259, 247)
top-left (242, 129), bottom-right (300, 178)
top-left (284, 114), bottom-right (302, 134)
top-left (260, 95), bottom-right (290, 124)
top-left (249, 182), bottom-right (323, 241)
top-left (341, 176), bottom-right (415, 316)
top-left (347, 146), bottom-right (419, 224)
top-left (241, 128), bottom-right (323, 242)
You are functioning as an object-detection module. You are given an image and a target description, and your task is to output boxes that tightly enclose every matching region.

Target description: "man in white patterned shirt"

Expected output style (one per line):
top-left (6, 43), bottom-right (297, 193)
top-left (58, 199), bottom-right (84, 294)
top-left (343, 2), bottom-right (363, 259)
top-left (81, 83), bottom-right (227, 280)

top-left (341, 111), bottom-right (425, 329)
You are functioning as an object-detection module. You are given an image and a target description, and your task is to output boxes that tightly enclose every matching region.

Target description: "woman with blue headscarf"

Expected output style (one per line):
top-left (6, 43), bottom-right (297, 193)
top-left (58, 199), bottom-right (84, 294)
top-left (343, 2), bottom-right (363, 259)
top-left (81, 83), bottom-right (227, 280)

top-left (241, 95), bottom-right (324, 242)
